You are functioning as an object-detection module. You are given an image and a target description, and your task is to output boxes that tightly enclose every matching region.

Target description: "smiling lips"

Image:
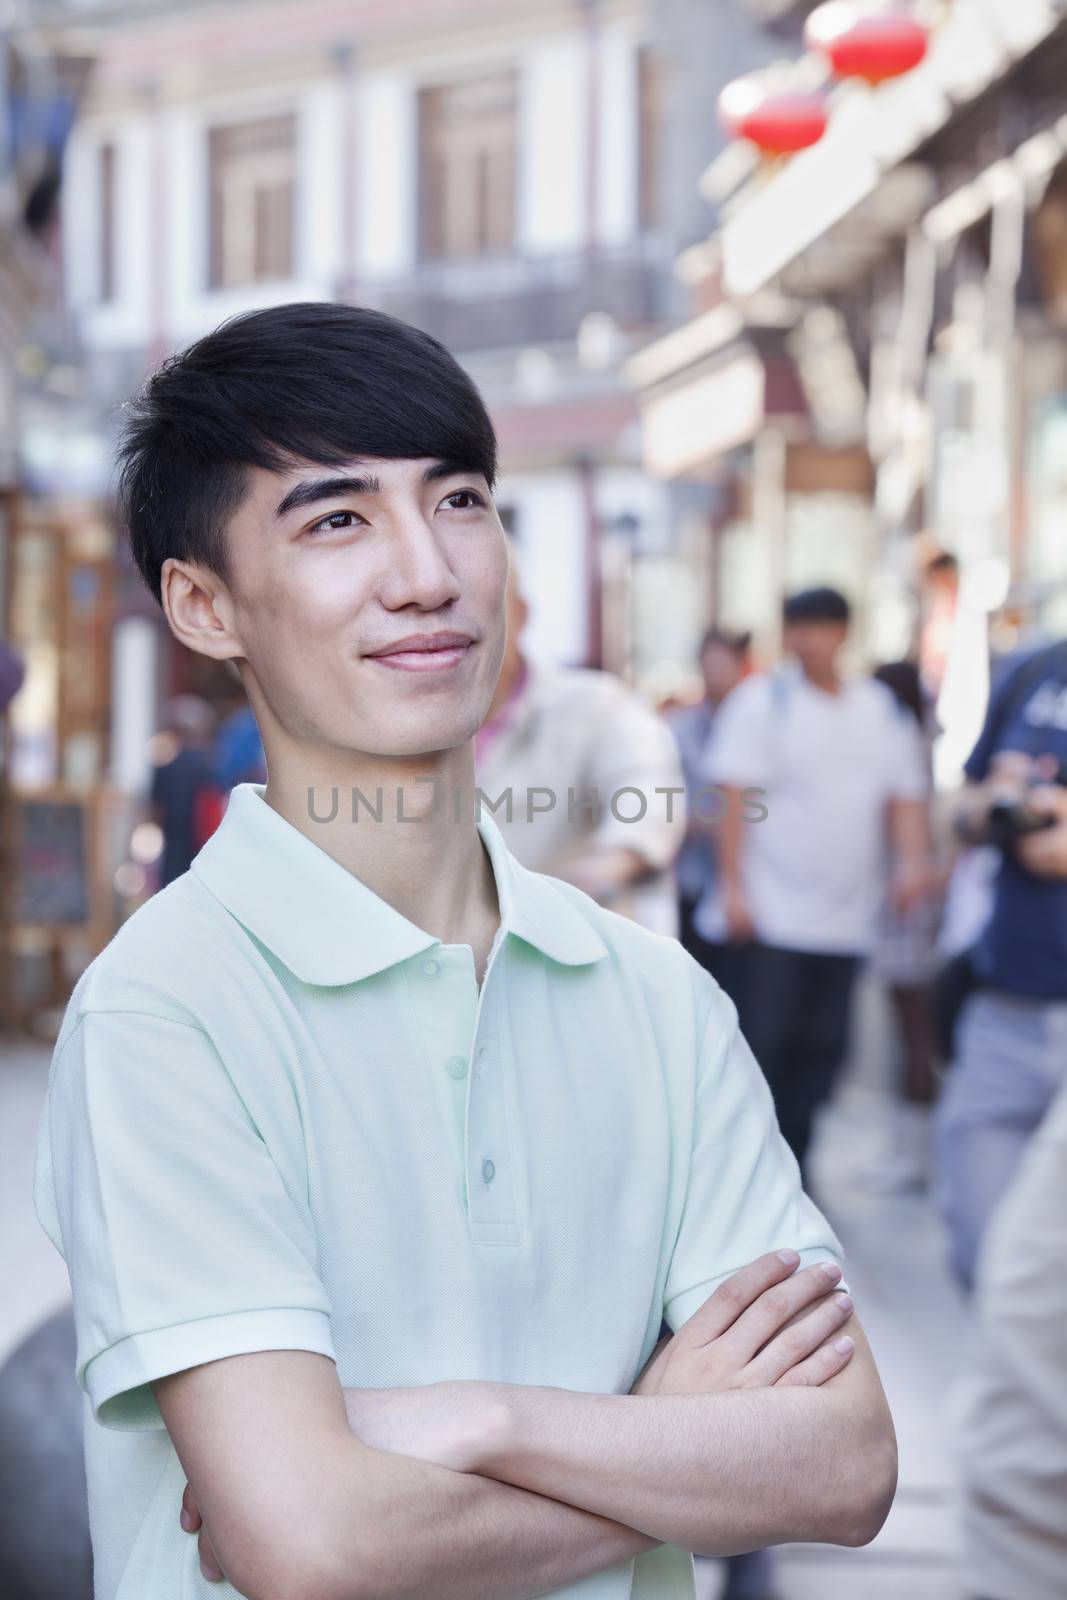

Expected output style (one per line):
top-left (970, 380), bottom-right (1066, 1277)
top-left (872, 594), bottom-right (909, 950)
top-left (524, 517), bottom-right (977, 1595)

top-left (365, 631), bottom-right (475, 673)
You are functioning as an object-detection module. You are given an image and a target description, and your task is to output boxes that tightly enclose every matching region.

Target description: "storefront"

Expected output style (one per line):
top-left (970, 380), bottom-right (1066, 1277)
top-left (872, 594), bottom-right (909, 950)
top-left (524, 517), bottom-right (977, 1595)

top-left (0, 500), bottom-right (120, 1031)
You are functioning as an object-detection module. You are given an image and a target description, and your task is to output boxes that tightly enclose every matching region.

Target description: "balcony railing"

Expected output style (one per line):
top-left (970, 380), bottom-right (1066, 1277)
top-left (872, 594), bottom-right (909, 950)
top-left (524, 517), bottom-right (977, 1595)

top-left (347, 235), bottom-right (677, 352)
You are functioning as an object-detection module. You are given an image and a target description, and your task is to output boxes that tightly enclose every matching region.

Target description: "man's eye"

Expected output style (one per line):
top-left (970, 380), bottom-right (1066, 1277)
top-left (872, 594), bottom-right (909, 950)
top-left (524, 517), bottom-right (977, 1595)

top-left (444, 490), bottom-right (486, 510)
top-left (307, 511), bottom-right (361, 536)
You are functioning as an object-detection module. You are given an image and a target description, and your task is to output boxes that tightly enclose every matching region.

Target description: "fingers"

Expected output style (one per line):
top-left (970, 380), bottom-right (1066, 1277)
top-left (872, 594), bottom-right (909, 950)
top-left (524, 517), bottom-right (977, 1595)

top-left (742, 1290), bottom-right (854, 1386)
top-left (717, 1259), bottom-right (845, 1366)
top-left (774, 1331), bottom-right (855, 1388)
top-left (198, 1529), bottom-right (225, 1584)
top-left (179, 1484), bottom-right (223, 1583)
top-left (678, 1249), bottom-right (803, 1345)
top-left (179, 1482), bottom-right (202, 1533)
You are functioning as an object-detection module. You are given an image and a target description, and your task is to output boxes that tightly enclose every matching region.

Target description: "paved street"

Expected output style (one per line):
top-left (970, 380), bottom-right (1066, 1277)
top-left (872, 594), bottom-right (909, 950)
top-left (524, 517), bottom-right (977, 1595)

top-left (1, 1034), bottom-right (70, 1372)
top-left (2, 972), bottom-right (970, 1598)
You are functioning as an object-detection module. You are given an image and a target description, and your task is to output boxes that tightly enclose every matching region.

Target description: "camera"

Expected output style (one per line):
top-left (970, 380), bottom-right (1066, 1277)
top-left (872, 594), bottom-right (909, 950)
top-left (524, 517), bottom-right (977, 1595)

top-left (986, 761), bottom-right (1067, 848)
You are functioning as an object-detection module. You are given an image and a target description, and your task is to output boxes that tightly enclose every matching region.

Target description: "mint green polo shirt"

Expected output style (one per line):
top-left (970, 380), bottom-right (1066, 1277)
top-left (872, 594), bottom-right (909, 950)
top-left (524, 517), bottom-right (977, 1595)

top-left (33, 781), bottom-right (844, 1600)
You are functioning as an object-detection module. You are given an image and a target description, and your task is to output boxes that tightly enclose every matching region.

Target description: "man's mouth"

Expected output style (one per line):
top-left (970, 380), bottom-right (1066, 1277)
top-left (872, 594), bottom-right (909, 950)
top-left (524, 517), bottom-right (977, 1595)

top-left (365, 633), bottom-right (476, 674)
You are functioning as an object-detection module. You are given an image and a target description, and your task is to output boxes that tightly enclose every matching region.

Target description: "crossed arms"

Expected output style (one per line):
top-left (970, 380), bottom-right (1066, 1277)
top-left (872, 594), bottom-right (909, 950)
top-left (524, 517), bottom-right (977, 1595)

top-left (154, 1250), bottom-right (897, 1600)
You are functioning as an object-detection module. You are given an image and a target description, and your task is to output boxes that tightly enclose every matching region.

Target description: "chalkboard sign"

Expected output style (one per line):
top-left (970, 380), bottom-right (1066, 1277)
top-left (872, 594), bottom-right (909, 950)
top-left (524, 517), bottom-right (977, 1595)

top-left (11, 793), bottom-right (91, 927)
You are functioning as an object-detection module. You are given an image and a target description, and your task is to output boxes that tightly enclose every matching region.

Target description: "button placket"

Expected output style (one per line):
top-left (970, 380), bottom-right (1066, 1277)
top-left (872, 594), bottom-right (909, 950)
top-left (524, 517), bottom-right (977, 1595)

top-left (399, 948), bottom-right (478, 1221)
top-left (464, 973), bottom-right (519, 1244)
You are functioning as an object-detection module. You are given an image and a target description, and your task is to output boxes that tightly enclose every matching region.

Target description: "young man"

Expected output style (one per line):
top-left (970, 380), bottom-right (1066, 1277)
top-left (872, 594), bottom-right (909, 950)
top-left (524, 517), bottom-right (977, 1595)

top-left (33, 305), bottom-right (895, 1600)
top-left (696, 587), bottom-right (931, 1183)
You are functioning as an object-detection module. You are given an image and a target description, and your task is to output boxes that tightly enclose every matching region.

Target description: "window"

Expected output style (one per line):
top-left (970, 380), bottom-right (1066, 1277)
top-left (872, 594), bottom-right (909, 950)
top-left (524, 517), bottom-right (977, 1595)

top-left (207, 113), bottom-right (297, 289)
top-left (98, 140), bottom-right (116, 303)
top-left (417, 71), bottom-right (518, 261)
top-left (636, 44), bottom-right (667, 232)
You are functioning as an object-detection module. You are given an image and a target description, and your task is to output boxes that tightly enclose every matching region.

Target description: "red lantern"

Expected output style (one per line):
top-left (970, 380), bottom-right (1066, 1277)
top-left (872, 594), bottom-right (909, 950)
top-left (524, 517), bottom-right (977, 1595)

top-left (805, 4), bottom-right (929, 85)
top-left (718, 76), bottom-right (828, 155)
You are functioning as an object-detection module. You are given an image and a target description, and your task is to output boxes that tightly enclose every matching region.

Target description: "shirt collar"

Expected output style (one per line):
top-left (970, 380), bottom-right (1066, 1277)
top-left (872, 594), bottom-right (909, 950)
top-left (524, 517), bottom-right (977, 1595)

top-left (192, 782), bottom-right (609, 986)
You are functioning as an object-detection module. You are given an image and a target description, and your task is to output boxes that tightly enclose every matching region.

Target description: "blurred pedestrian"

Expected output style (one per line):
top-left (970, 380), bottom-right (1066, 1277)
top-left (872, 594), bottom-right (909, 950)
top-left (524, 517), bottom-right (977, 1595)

top-left (475, 546), bottom-right (686, 936)
top-left (211, 678), bottom-right (267, 791)
top-left (665, 626), bottom-right (751, 987)
top-left (698, 587), bottom-right (931, 1182)
top-left (866, 660), bottom-right (945, 1193)
top-left (934, 635), bottom-right (1067, 1292)
top-left (955, 1069), bottom-right (1067, 1600)
top-left (0, 637), bottom-right (25, 711)
top-left (146, 695), bottom-right (220, 888)
top-left (919, 549), bottom-right (959, 705)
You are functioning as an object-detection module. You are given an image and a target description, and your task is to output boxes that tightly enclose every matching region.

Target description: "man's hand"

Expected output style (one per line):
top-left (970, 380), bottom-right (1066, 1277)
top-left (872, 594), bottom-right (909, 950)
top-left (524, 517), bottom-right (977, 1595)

top-left (954, 752), bottom-right (1043, 845)
top-left (179, 1484), bottom-right (224, 1584)
top-left (889, 857), bottom-right (932, 915)
top-left (1016, 783), bottom-right (1067, 878)
top-left (723, 882), bottom-right (756, 943)
top-left (565, 847), bottom-right (652, 905)
top-left (178, 1251), bottom-right (854, 1576)
top-left (631, 1249), bottom-right (853, 1397)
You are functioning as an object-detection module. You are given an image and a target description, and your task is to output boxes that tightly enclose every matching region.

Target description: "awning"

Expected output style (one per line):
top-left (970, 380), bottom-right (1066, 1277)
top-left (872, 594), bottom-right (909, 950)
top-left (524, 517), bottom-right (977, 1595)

top-left (720, 0), bottom-right (1067, 297)
top-left (636, 340), bottom-right (807, 481)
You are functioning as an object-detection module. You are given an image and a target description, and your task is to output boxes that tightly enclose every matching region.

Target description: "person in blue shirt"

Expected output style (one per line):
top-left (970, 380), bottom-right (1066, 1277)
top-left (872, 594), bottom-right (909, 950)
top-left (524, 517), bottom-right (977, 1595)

top-left (211, 690), bottom-right (267, 790)
top-left (935, 637), bottom-right (1067, 1291)
top-left (147, 695), bottom-right (218, 887)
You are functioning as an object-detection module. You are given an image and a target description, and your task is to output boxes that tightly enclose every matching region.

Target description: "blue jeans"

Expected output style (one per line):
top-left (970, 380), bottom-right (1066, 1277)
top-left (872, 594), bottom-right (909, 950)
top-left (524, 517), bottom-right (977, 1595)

top-left (934, 988), bottom-right (1067, 1293)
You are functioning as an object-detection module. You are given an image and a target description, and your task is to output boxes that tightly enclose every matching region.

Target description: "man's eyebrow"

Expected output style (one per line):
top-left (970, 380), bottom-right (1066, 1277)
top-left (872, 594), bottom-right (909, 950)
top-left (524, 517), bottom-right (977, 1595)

top-left (273, 460), bottom-right (478, 520)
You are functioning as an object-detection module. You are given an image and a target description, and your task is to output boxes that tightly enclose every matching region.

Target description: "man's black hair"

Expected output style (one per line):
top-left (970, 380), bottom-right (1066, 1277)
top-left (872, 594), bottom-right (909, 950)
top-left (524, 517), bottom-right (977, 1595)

top-left (782, 586), bottom-right (851, 625)
top-left (115, 301), bottom-right (499, 608)
top-left (698, 624), bottom-right (751, 657)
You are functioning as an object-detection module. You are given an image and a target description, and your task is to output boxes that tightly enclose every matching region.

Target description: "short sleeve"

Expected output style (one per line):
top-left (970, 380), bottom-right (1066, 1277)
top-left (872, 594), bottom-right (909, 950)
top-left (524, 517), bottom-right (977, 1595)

top-left (33, 1009), bottom-right (336, 1432)
top-left (699, 677), bottom-right (774, 789)
top-left (662, 985), bottom-right (845, 1332)
top-left (884, 701), bottom-right (930, 800)
top-left (586, 690), bottom-right (687, 870)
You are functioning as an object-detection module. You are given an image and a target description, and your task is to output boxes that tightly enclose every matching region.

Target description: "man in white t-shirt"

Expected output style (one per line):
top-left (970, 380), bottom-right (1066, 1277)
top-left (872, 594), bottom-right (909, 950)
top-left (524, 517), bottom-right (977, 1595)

top-left (696, 587), bottom-right (931, 1181)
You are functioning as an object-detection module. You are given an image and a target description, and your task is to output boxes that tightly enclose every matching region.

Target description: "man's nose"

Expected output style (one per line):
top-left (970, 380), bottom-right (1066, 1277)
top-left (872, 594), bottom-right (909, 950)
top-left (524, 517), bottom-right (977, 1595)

top-left (379, 521), bottom-right (463, 609)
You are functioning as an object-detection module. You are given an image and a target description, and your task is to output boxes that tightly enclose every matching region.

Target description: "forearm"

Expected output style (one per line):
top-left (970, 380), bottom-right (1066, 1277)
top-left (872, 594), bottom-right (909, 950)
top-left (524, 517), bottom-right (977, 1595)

top-left (335, 1395), bottom-right (659, 1600)
top-left (717, 785), bottom-right (746, 889)
top-left (888, 796), bottom-right (930, 868)
top-left (473, 1377), bottom-right (895, 1557)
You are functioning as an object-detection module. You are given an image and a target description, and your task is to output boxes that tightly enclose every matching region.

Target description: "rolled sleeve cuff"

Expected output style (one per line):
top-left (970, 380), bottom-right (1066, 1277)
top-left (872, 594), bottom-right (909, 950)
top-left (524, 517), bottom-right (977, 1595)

top-left (83, 1306), bottom-right (337, 1431)
top-left (663, 1243), bottom-right (848, 1332)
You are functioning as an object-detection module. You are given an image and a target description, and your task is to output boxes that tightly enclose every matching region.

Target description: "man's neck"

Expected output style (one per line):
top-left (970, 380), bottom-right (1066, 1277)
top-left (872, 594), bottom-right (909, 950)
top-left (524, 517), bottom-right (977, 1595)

top-left (799, 664), bottom-right (843, 696)
top-left (262, 745), bottom-right (500, 950)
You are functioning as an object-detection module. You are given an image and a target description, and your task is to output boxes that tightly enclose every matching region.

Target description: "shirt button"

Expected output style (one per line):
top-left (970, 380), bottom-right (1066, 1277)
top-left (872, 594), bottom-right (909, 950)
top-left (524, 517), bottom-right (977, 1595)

top-left (481, 1158), bottom-right (496, 1184)
top-left (445, 1055), bottom-right (468, 1080)
top-left (421, 958), bottom-right (440, 976)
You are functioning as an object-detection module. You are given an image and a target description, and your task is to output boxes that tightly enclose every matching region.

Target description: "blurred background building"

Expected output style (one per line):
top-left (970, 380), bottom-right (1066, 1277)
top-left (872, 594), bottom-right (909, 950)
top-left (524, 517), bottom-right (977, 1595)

top-left (629, 0), bottom-right (1067, 776)
top-left (0, 0), bottom-right (1063, 1015)
top-left (5, 6), bottom-right (1067, 1599)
